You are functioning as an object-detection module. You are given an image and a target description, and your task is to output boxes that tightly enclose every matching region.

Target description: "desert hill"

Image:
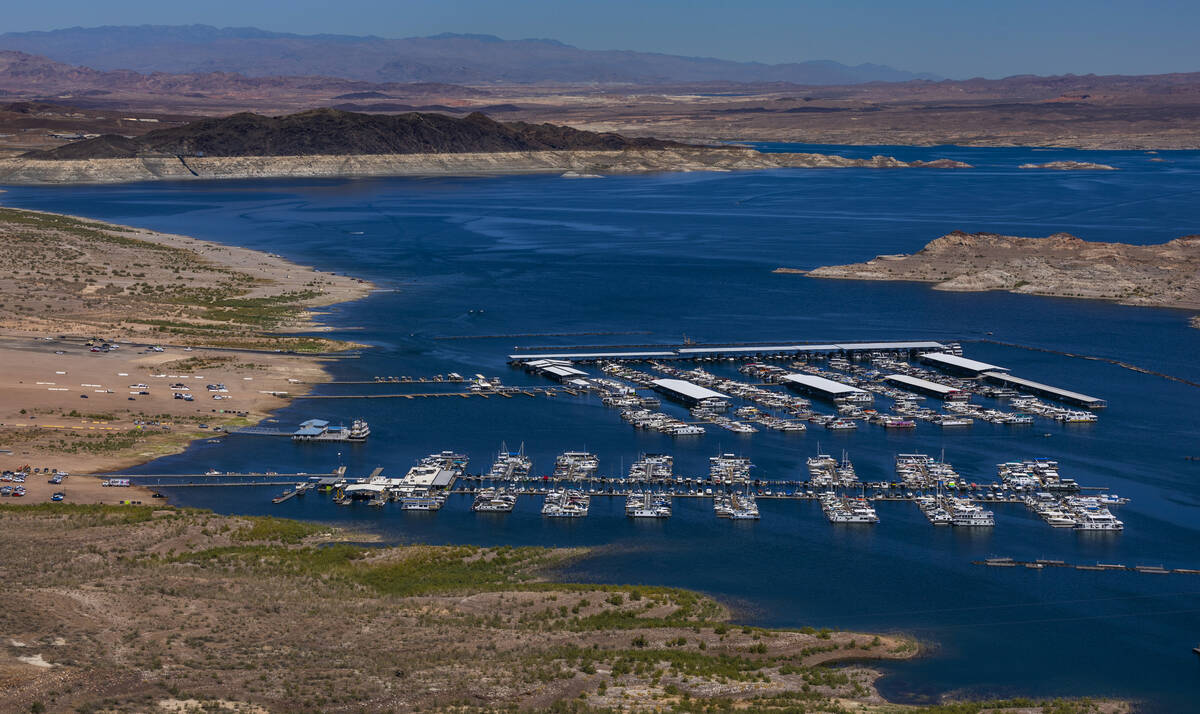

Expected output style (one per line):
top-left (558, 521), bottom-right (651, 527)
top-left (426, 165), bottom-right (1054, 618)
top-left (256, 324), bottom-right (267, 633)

top-left (22, 108), bottom-right (689, 159)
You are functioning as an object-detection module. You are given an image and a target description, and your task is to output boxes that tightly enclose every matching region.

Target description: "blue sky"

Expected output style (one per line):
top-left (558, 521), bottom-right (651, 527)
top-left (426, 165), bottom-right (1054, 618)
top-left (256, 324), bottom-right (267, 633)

top-left (4, 0), bottom-right (1198, 79)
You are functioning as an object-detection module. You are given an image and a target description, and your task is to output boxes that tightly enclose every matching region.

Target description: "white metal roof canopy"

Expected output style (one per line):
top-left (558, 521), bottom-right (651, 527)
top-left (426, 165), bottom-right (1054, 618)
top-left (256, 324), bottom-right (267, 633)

top-left (780, 373), bottom-right (865, 395)
top-left (651, 378), bottom-right (730, 400)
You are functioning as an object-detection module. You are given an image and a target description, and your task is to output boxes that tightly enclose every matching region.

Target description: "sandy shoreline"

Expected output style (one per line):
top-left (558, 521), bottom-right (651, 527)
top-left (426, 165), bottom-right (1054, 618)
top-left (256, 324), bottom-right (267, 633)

top-left (0, 205), bottom-right (376, 503)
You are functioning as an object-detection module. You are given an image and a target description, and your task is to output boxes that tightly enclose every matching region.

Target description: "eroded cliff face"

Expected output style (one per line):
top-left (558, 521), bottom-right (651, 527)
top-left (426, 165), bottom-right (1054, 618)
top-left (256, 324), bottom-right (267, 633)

top-left (0, 148), bottom-right (970, 185)
top-left (796, 231), bottom-right (1200, 325)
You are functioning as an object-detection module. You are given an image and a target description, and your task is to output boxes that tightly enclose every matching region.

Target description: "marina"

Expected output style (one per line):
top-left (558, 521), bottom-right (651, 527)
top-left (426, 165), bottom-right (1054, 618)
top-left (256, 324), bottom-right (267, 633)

top-left (17, 149), bottom-right (1200, 712)
top-left (504, 344), bottom-right (1107, 439)
top-left (117, 448), bottom-right (1132, 534)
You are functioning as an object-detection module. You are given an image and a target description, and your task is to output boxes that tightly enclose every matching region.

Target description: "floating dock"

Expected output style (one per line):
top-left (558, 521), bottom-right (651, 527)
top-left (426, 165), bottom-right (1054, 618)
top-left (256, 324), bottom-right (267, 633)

top-left (974, 558), bottom-right (1191, 575)
top-left (509, 340), bottom-right (948, 363)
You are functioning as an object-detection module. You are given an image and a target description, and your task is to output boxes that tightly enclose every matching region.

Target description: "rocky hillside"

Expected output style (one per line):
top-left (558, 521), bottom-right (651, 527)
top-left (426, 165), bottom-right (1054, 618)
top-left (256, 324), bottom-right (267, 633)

top-left (22, 108), bottom-right (688, 159)
top-left (795, 230), bottom-right (1200, 325)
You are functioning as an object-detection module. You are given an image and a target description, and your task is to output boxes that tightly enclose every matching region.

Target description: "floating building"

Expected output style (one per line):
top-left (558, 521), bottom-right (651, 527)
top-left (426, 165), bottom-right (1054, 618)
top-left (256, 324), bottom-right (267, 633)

top-left (292, 418), bottom-right (370, 442)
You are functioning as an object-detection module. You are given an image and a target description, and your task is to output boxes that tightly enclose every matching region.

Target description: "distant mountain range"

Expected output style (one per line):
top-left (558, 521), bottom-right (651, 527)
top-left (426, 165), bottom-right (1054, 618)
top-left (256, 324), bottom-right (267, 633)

top-left (0, 49), bottom-right (490, 98)
top-left (0, 25), bottom-right (939, 85)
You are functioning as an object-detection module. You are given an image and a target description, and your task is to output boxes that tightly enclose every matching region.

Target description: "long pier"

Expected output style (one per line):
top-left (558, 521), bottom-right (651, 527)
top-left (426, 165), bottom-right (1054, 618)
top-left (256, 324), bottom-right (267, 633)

top-left (301, 388), bottom-right (564, 400)
top-left (508, 340), bottom-right (949, 364)
top-left (128, 471), bottom-right (1030, 503)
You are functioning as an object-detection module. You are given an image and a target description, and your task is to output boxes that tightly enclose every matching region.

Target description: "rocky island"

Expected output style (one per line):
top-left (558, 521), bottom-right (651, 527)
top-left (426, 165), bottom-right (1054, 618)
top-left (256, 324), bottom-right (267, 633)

top-left (789, 230), bottom-right (1200, 327)
top-left (0, 108), bottom-right (970, 184)
top-left (1019, 161), bottom-right (1118, 170)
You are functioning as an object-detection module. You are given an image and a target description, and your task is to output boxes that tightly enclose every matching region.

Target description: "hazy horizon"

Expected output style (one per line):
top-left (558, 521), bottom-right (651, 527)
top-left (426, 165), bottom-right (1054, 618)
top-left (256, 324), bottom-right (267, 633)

top-left (2, 0), bottom-right (1199, 80)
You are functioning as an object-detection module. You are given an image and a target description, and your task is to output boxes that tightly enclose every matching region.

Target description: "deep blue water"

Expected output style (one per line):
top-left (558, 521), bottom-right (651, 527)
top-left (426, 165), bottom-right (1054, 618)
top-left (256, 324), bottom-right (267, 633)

top-left (4, 144), bottom-right (1200, 710)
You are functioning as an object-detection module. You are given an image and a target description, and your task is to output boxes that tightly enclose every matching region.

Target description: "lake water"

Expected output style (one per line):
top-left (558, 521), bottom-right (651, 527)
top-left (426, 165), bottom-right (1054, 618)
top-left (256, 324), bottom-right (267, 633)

top-left (4, 143), bottom-right (1200, 710)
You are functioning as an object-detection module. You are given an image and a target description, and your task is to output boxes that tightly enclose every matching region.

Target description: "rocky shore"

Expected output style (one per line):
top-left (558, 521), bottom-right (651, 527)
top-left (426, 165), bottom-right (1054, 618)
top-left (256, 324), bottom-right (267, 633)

top-left (793, 230), bottom-right (1200, 326)
top-left (0, 148), bottom-right (971, 185)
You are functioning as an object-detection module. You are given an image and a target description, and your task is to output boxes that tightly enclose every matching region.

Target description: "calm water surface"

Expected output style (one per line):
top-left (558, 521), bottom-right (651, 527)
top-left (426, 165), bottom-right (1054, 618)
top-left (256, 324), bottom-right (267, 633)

top-left (4, 143), bottom-right (1200, 710)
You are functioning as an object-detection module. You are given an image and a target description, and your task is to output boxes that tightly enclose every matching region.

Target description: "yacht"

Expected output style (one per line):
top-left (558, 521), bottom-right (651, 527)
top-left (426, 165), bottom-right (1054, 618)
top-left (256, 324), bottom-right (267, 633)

top-left (553, 452), bottom-right (599, 480)
top-left (626, 491), bottom-right (672, 518)
top-left (487, 442), bottom-right (532, 480)
top-left (400, 495), bottom-right (444, 511)
top-left (915, 496), bottom-right (953, 525)
top-left (542, 488), bottom-right (590, 517)
top-left (472, 488), bottom-right (517, 513)
top-left (944, 497), bottom-right (995, 527)
top-left (628, 454), bottom-right (674, 482)
top-left (835, 451), bottom-right (858, 485)
top-left (347, 418), bottom-right (371, 441)
top-left (820, 492), bottom-right (878, 524)
top-left (1074, 511), bottom-right (1124, 530)
top-left (728, 493), bottom-right (760, 520)
top-left (806, 453), bottom-right (836, 483)
top-left (709, 454), bottom-right (753, 485)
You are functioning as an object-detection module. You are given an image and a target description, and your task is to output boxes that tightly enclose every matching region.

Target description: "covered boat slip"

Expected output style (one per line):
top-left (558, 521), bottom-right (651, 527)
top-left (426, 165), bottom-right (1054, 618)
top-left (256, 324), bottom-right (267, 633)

top-left (780, 373), bottom-right (866, 399)
top-left (509, 340), bottom-right (948, 363)
top-left (650, 378), bottom-right (731, 406)
top-left (982, 372), bottom-right (1107, 408)
top-left (884, 373), bottom-right (965, 399)
top-left (920, 352), bottom-right (1010, 376)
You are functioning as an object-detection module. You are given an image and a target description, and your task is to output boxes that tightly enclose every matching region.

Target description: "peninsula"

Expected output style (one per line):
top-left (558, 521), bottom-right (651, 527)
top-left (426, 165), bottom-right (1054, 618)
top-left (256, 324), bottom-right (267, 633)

top-left (0, 207), bottom-right (373, 496)
top-left (791, 231), bottom-right (1200, 327)
top-left (0, 108), bottom-right (970, 184)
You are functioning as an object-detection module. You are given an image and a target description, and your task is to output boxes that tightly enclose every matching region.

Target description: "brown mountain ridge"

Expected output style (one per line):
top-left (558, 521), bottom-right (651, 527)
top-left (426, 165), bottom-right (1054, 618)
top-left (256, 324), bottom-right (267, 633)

top-left (22, 108), bottom-right (691, 159)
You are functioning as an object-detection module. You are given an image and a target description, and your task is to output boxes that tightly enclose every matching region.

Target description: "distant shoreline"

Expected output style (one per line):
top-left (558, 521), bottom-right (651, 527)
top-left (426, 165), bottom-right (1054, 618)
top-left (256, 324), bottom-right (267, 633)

top-left (0, 148), bottom-right (970, 185)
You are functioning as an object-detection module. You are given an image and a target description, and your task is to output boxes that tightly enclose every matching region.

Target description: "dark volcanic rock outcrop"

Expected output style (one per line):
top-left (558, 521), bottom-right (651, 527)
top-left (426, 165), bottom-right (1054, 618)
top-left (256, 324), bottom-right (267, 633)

top-left (22, 108), bottom-right (688, 159)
